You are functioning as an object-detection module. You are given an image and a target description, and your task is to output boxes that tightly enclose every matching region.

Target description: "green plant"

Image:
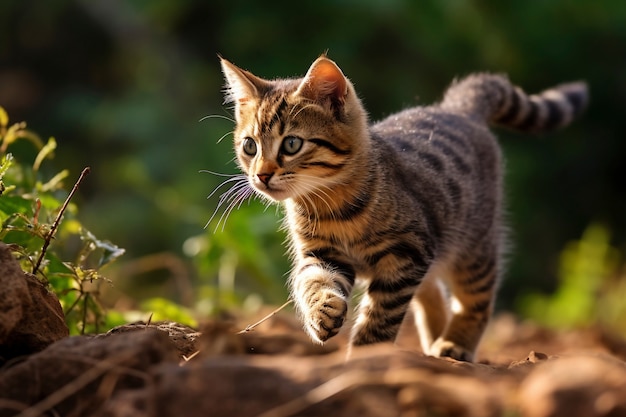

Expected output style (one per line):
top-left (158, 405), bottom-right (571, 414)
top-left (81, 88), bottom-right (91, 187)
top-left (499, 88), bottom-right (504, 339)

top-left (0, 106), bottom-right (125, 334)
top-left (520, 223), bottom-right (626, 333)
top-left (184, 200), bottom-right (291, 316)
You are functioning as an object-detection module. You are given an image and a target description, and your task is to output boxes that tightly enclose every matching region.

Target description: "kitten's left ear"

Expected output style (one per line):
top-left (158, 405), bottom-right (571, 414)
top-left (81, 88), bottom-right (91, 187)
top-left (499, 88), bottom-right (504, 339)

top-left (220, 57), bottom-right (270, 109)
top-left (296, 57), bottom-right (348, 107)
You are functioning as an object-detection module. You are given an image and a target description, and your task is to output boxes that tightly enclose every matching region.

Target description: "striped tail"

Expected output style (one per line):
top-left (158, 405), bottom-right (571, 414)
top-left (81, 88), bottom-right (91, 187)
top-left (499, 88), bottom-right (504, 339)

top-left (440, 73), bottom-right (588, 133)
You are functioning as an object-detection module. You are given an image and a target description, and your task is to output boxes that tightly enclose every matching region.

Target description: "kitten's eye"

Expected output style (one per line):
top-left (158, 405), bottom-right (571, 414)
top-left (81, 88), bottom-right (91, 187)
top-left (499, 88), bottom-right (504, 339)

top-left (281, 136), bottom-right (303, 155)
top-left (242, 137), bottom-right (257, 156)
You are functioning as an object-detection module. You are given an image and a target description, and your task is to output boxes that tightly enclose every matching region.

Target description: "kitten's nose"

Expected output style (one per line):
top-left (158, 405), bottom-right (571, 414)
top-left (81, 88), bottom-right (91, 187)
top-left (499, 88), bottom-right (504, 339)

top-left (257, 172), bottom-right (273, 186)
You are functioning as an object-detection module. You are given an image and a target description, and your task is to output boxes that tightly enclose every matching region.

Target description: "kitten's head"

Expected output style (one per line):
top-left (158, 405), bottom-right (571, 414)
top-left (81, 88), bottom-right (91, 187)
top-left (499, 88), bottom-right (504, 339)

top-left (220, 56), bottom-right (369, 203)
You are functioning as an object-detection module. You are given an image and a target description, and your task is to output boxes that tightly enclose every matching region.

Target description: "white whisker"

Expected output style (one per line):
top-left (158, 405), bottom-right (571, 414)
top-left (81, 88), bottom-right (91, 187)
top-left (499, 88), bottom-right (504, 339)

top-left (199, 114), bottom-right (235, 123)
top-left (292, 174), bottom-right (337, 217)
top-left (300, 192), bottom-right (319, 234)
top-left (282, 172), bottom-right (341, 232)
top-left (217, 130), bottom-right (234, 143)
top-left (262, 198), bottom-right (275, 212)
top-left (203, 170), bottom-right (256, 232)
top-left (198, 114), bottom-right (235, 144)
top-left (215, 184), bottom-right (249, 212)
top-left (203, 172), bottom-right (248, 200)
top-left (289, 103), bottom-right (317, 120)
top-left (214, 186), bottom-right (255, 232)
top-left (217, 188), bottom-right (254, 232)
top-left (199, 170), bottom-right (240, 177)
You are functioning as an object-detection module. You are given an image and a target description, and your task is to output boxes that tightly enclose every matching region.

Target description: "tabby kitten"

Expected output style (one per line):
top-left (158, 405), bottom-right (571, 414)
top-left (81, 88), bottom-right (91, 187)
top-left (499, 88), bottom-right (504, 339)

top-left (219, 55), bottom-right (587, 361)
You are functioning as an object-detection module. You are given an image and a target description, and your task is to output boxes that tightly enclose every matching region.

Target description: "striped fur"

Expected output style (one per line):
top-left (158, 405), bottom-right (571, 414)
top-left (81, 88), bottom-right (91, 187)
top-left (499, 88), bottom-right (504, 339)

top-left (220, 56), bottom-right (588, 361)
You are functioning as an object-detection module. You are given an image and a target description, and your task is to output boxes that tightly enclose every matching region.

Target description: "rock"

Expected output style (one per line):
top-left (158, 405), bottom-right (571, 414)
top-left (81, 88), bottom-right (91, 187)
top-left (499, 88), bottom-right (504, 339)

top-left (518, 354), bottom-right (626, 417)
top-left (0, 328), bottom-right (180, 417)
top-left (102, 321), bottom-right (201, 358)
top-left (0, 244), bottom-right (27, 341)
top-left (0, 242), bottom-right (69, 363)
top-left (508, 351), bottom-right (550, 371)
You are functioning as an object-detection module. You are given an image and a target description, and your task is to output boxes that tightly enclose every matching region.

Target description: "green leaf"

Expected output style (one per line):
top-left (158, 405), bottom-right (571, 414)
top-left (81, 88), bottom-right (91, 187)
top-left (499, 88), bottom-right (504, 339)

top-left (0, 195), bottom-right (34, 220)
top-left (0, 106), bottom-right (8, 128)
top-left (39, 169), bottom-right (69, 193)
top-left (0, 153), bottom-right (13, 179)
top-left (80, 228), bottom-right (126, 268)
top-left (33, 137), bottom-right (57, 172)
top-left (0, 153), bottom-right (13, 196)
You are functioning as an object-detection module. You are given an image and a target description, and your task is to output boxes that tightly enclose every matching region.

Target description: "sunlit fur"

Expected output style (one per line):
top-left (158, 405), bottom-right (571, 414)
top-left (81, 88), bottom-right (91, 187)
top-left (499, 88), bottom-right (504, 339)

top-left (219, 55), bottom-right (588, 361)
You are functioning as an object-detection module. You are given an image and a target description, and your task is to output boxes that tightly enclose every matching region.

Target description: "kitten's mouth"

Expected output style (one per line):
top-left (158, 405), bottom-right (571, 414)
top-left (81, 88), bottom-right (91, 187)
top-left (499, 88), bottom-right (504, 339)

top-left (256, 184), bottom-right (290, 202)
top-left (251, 175), bottom-right (292, 201)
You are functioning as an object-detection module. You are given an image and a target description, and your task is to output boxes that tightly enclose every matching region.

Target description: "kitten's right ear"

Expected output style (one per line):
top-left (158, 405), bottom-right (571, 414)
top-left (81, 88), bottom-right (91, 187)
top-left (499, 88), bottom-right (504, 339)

top-left (220, 57), bottom-right (269, 112)
top-left (296, 56), bottom-right (348, 108)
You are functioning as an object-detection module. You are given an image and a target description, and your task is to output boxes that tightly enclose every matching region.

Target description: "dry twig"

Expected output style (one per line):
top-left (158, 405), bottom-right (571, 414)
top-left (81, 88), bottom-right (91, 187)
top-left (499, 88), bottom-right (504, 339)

top-left (237, 299), bottom-right (293, 334)
top-left (33, 166), bottom-right (91, 275)
top-left (145, 312), bottom-right (154, 328)
top-left (180, 350), bottom-right (201, 365)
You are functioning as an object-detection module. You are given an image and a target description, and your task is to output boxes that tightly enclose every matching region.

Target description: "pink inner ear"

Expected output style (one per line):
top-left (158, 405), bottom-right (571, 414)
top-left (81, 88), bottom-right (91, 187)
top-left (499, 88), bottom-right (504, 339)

top-left (301, 58), bottom-right (348, 104)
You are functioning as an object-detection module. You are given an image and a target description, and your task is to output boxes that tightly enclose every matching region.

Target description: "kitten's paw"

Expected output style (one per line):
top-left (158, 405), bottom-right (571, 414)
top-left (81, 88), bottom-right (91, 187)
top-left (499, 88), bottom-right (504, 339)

top-left (302, 288), bottom-right (347, 343)
top-left (429, 338), bottom-right (474, 362)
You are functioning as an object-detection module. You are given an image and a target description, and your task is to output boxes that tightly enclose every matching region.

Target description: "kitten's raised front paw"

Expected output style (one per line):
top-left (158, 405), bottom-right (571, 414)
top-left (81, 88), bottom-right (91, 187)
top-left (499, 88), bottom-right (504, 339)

top-left (302, 287), bottom-right (347, 343)
top-left (429, 338), bottom-right (475, 362)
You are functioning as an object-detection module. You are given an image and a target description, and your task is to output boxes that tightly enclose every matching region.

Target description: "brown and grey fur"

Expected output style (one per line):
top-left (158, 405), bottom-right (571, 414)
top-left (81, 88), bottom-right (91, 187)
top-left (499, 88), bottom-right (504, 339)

top-left (219, 55), bottom-right (587, 361)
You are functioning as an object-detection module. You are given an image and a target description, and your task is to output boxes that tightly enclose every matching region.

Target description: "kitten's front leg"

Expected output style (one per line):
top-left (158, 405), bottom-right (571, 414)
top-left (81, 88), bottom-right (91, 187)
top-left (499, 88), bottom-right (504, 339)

top-left (290, 259), bottom-right (355, 343)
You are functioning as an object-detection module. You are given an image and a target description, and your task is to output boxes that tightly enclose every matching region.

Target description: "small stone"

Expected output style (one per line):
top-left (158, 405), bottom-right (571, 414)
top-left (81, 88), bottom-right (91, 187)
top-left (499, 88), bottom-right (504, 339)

top-left (0, 329), bottom-right (179, 416)
top-left (526, 351), bottom-right (548, 363)
top-left (0, 243), bottom-right (69, 362)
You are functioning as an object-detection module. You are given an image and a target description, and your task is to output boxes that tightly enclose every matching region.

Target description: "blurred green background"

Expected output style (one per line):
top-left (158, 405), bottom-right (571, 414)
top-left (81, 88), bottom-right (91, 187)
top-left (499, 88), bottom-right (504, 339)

top-left (1, 0), bottom-right (625, 322)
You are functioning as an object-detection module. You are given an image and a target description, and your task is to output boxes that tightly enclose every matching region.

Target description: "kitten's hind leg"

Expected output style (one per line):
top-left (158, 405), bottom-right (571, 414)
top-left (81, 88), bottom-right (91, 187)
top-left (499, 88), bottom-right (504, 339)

top-left (410, 272), bottom-right (450, 355)
top-left (430, 249), bottom-right (499, 362)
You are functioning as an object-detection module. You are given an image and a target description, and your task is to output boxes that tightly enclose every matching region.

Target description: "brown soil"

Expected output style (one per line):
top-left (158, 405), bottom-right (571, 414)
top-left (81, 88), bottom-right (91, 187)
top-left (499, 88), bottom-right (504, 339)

top-left (2, 243), bottom-right (626, 417)
top-left (3, 312), bottom-right (626, 417)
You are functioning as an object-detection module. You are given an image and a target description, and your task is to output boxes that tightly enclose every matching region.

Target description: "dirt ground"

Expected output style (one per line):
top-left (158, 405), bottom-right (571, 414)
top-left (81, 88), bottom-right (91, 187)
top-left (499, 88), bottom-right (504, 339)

top-left (3, 310), bottom-right (626, 417)
top-left (2, 242), bottom-right (626, 417)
